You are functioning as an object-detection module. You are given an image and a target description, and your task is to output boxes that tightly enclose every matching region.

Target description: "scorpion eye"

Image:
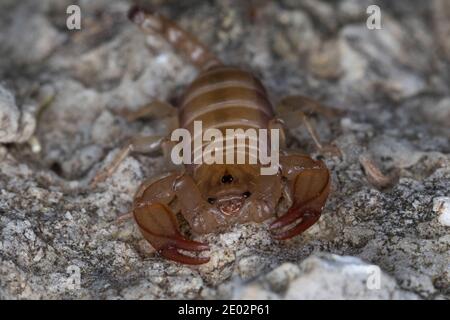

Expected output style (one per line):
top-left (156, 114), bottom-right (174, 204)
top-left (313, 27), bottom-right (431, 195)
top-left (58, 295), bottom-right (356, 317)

top-left (243, 191), bottom-right (251, 198)
top-left (207, 197), bottom-right (216, 204)
top-left (221, 174), bottom-right (233, 183)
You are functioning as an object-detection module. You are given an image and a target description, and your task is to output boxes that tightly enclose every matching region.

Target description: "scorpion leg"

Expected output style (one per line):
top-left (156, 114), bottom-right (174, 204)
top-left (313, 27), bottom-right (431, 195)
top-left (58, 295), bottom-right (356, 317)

top-left (90, 135), bottom-right (170, 187)
top-left (133, 172), bottom-right (210, 265)
top-left (278, 95), bottom-right (343, 120)
top-left (91, 99), bottom-right (179, 187)
top-left (276, 95), bottom-right (342, 156)
top-left (270, 154), bottom-right (330, 240)
top-left (115, 99), bottom-right (178, 131)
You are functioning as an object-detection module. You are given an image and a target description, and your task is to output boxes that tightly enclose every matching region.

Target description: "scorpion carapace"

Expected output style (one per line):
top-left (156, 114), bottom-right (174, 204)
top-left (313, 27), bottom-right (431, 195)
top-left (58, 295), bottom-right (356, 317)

top-left (92, 6), bottom-right (332, 265)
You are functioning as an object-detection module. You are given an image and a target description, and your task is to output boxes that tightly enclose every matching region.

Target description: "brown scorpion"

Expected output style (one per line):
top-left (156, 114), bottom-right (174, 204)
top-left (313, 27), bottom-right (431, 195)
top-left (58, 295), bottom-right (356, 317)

top-left (91, 6), bottom-right (334, 265)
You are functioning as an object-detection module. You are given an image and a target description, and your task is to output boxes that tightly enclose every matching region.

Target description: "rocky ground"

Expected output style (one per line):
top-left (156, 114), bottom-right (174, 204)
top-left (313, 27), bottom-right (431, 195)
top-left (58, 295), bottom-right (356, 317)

top-left (0, 0), bottom-right (449, 299)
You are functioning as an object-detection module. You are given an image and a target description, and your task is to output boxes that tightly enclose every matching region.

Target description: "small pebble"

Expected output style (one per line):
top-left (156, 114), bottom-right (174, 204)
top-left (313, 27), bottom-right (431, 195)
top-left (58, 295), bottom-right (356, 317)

top-left (433, 197), bottom-right (450, 227)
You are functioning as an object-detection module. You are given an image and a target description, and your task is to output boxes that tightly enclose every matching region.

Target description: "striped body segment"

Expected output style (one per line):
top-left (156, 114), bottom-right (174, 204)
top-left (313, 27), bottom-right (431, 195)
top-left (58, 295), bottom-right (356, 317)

top-left (179, 66), bottom-right (275, 165)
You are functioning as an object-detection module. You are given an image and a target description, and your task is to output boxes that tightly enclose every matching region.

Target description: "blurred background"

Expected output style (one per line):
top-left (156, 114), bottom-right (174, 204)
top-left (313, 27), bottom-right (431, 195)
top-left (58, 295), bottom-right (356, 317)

top-left (0, 0), bottom-right (448, 299)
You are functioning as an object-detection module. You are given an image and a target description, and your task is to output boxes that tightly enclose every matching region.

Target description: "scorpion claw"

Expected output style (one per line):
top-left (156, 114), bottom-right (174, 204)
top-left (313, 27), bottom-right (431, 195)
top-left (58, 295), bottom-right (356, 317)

top-left (269, 204), bottom-right (304, 230)
top-left (270, 206), bottom-right (321, 240)
top-left (271, 154), bottom-right (331, 241)
top-left (160, 247), bottom-right (210, 265)
top-left (170, 237), bottom-right (210, 252)
top-left (133, 201), bottom-right (211, 265)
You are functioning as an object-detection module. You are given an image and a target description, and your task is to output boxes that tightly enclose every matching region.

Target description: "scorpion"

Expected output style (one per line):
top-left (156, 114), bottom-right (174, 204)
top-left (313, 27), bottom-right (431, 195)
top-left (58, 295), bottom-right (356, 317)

top-left (91, 6), bottom-right (334, 265)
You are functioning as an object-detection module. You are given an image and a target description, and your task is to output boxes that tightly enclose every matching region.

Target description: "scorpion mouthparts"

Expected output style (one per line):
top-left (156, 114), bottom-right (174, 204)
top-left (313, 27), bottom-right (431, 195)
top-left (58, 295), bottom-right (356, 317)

top-left (218, 198), bottom-right (244, 216)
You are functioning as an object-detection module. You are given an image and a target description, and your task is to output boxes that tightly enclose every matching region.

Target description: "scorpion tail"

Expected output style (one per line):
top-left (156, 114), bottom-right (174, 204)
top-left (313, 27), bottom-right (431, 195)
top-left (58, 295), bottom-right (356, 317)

top-left (128, 5), bottom-right (223, 71)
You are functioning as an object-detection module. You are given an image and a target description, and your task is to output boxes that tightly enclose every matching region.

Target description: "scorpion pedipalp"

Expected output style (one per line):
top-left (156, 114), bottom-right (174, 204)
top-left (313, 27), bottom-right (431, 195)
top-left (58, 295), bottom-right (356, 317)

top-left (270, 155), bottom-right (330, 240)
top-left (134, 202), bottom-right (210, 265)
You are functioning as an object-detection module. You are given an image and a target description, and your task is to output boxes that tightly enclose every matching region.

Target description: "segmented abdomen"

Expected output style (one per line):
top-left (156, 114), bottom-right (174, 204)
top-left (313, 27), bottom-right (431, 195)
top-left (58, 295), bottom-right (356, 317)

top-left (179, 66), bottom-right (274, 165)
top-left (180, 66), bottom-right (274, 132)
